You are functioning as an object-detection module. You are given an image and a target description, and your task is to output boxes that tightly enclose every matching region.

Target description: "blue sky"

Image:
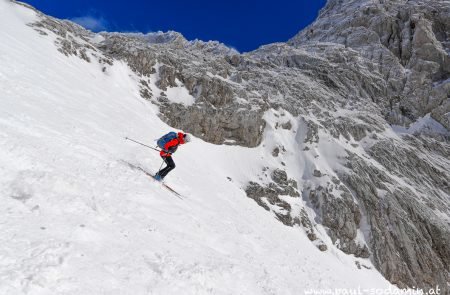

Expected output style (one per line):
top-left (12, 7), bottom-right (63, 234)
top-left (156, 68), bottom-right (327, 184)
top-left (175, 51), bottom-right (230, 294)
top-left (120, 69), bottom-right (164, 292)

top-left (22, 0), bottom-right (327, 52)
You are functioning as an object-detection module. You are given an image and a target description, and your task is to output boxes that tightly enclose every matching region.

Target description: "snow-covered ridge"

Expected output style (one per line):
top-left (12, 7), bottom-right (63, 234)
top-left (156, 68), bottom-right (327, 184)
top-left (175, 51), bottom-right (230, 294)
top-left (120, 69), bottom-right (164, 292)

top-left (97, 30), bottom-right (239, 56)
top-left (124, 31), bottom-right (185, 44)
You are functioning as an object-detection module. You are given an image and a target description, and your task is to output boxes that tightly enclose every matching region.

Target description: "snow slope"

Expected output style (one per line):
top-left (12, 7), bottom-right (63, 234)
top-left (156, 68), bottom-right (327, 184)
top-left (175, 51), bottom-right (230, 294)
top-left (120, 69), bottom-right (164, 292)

top-left (0, 1), bottom-right (394, 294)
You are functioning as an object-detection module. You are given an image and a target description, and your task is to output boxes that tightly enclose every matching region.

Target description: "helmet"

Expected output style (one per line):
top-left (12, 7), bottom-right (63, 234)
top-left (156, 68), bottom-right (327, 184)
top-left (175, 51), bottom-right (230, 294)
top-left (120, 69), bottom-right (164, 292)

top-left (184, 133), bottom-right (192, 143)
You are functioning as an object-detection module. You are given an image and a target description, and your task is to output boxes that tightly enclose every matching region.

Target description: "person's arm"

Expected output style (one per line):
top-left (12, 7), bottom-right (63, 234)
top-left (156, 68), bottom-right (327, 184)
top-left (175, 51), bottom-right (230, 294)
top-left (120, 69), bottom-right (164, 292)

top-left (164, 139), bottom-right (179, 154)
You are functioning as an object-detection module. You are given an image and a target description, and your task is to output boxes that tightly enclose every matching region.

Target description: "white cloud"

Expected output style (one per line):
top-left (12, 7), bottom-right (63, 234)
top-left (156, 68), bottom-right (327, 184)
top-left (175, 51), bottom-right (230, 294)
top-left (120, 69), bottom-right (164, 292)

top-left (70, 15), bottom-right (108, 32)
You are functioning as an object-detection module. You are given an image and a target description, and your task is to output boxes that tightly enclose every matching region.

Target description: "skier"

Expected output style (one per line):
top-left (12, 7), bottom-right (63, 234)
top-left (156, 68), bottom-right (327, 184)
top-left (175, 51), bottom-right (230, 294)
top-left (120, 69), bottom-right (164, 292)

top-left (154, 131), bottom-right (191, 181)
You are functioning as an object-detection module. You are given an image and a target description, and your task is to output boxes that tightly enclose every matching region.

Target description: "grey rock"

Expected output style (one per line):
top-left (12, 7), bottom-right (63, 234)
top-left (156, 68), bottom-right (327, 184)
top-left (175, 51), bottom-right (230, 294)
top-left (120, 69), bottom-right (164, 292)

top-left (289, 0), bottom-right (450, 130)
top-left (304, 119), bottom-right (320, 144)
top-left (318, 244), bottom-right (328, 252)
top-left (308, 185), bottom-right (369, 258)
top-left (341, 150), bottom-right (449, 289)
top-left (272, 147), bottom-right (280, 157)
top-left (245, 181), bottom-right (327, 249)
top-left (313, 170), bottom-right (322, 177)
top-left (281, 121), bottom-right (292, 130)
top-left (272, 169), bottom-right (288, 185)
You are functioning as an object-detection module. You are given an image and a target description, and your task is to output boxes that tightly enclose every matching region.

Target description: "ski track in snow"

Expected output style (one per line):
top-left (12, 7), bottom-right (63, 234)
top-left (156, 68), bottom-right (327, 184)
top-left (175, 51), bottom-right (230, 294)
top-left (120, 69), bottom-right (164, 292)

top-left (0, 1), bottom-right (394, 294)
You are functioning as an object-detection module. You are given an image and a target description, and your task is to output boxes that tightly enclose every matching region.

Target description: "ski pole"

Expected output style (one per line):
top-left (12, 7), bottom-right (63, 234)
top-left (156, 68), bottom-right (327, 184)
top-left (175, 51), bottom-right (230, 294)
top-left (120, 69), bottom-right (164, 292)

top-left (157, 158), bottom-right (165, 174)
top-left (125, 137), bottom-right (160, 152)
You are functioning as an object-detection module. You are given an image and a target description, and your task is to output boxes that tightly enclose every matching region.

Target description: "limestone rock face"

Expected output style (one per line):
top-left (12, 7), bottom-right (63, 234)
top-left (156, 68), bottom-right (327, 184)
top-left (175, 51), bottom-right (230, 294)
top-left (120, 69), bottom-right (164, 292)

top-left (25, 0), bottom-right (449, 290)
top-left (309, 185), bottom-right (370, 259)
top-left (341, 149), bottom-right (449, 288)
top-left (289, 0), bottom-right (450, 131)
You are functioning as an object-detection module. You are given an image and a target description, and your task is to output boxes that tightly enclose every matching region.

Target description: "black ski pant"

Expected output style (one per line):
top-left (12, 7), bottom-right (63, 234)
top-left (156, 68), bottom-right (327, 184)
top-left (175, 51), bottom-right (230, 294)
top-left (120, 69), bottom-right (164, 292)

top-left (157, 156), bottom-right (175, 179)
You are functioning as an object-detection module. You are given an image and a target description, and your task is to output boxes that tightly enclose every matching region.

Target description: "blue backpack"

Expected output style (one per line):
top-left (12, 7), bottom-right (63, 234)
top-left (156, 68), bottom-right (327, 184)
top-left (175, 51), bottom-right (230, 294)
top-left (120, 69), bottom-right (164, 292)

top-left (157, 132), bottom-right (178, 150)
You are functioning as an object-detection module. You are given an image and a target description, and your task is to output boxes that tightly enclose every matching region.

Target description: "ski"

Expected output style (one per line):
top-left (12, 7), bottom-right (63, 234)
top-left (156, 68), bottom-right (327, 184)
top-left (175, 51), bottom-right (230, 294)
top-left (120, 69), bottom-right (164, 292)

top-left (143, 171), bottom-right (184, 199)
top-left (149, 174), bottom-right (183, 199)
top-left (158, 180), bottom-right (184, 199)
top-left (121, 161), bottom-right (183, 199)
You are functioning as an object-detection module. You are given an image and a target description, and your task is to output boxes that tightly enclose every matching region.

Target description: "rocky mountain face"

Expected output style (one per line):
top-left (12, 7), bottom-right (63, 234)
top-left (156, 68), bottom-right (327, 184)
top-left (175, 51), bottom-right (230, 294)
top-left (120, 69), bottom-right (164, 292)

top-left (289, 0), bottom-right (449, 132)
top-left (19, 0), bottom-right (449, 291)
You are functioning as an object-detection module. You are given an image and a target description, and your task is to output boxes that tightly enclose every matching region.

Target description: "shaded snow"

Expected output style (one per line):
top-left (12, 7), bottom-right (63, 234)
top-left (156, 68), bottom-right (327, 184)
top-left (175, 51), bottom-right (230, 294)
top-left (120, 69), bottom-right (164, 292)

top-left (165, 79), bottom-right (196, 106)
top-left (392, 113), bottom-right (449, 136)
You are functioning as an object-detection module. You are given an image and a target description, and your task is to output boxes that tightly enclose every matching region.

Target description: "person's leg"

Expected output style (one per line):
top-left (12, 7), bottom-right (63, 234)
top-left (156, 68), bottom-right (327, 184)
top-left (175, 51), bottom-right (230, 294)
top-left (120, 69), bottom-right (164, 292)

top-left (155, 157), bottom-right (169, 178)
top-left (159, 156), bottom-right (175, 178)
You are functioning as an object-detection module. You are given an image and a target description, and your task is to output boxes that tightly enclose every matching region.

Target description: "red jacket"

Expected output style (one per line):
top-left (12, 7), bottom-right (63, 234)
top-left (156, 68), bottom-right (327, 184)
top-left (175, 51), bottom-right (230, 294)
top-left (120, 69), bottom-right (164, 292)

top-left (160, 132), bottom-right (186, 157)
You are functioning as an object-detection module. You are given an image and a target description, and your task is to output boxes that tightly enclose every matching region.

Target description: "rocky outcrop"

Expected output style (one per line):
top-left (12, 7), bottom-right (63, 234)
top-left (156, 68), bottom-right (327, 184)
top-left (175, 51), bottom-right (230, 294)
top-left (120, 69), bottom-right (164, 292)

top-left (160, 102), bottom-right (265, 147)
top-left (341, 150), bottom-right (449, 289)
top-left (95, 32), bottom-right (267, 147)
top-left (245, 169), bottom-right (328, 251)
top-left (245, 169), bottom-right (300, 215)
top-left (308, 185), bottom-right (370, 259)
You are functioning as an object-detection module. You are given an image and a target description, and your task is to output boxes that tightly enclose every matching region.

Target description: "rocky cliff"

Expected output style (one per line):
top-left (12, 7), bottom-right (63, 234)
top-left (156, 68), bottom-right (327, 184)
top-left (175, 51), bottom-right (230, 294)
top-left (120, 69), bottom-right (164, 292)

top-left (20, 0), bottom-right (449, 290)
top-left (289, 0), bottom-right (449, 133)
